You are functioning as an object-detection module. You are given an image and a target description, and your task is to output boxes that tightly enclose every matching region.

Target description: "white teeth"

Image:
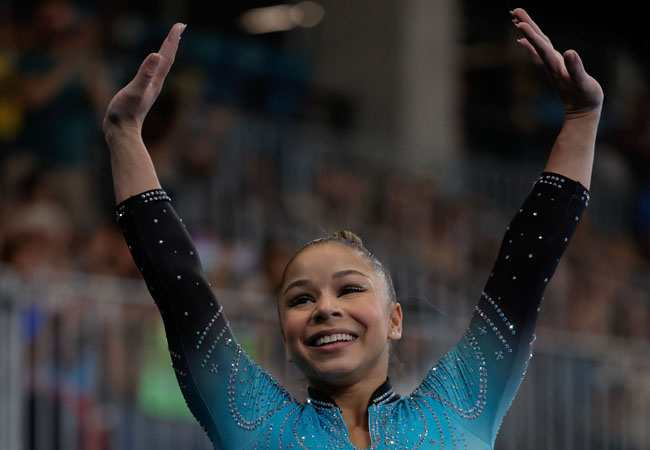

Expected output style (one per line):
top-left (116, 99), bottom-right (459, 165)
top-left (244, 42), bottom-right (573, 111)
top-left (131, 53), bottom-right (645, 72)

top-left (314, 333), bottom-right (355, 347)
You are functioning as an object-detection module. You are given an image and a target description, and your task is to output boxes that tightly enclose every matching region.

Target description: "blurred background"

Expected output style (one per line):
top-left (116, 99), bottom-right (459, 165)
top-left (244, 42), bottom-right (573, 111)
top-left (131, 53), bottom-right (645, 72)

top-left (1, 0), bottom-right (649, 449)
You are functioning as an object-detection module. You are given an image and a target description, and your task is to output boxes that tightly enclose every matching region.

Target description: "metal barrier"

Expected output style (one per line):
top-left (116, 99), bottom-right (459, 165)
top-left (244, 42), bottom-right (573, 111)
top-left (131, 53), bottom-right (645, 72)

top-left (0, 273), bottom-right (23, 450)
top-left (1, 268), bottom-right (649, 450)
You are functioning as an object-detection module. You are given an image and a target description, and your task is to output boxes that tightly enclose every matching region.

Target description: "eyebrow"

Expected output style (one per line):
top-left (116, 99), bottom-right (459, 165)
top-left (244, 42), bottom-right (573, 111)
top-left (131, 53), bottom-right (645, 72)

top-left (333, 269), bottom-right (370, 280)
top-left (282, 270), bottom-right (370, 295)
top-left (283, 279), bottom-right (311, 295)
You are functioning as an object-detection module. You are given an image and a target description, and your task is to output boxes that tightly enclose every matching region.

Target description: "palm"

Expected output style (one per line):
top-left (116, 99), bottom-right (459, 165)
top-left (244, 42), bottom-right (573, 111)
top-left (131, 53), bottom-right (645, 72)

top-left (103, 23), bottom-right (185, 134)
top-left (512, 8), bottom-right (603, 117)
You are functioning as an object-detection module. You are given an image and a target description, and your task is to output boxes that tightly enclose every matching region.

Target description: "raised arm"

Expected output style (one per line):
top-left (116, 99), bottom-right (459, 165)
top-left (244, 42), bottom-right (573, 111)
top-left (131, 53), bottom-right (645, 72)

top-left (102, 22), bottom-right (185, 203)
top-left (413, 10), bottom-right (599, 448)
top-left (105, 25), bottom-right (294, 449)
top-left (512, 8), bottom-right (603, 189)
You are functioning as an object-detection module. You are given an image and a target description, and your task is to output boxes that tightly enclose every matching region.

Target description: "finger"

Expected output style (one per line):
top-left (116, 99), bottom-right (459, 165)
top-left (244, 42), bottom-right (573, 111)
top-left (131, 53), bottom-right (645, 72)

top-left (511, 8), bottom-right (551, 44)
top-left (563, 49), bottom-right (589, 86)
top-left (517, 38), bottom-right (543, 65)
top-left (129, 52), bottom-right (161, 96)
top-left (152, 23), bottom-right (186, 88)
top-left (515, 22), bottom-right (564, 73)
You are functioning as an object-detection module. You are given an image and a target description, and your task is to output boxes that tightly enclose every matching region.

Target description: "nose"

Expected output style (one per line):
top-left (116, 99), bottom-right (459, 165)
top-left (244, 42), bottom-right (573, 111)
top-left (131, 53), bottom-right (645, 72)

top-left (312, 294), bottom-right (342, 323)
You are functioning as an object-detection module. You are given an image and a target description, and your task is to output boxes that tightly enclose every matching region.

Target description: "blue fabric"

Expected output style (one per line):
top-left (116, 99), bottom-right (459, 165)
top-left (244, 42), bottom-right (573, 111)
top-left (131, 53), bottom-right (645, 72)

top-left (116, 173), bottom-right (589, 449)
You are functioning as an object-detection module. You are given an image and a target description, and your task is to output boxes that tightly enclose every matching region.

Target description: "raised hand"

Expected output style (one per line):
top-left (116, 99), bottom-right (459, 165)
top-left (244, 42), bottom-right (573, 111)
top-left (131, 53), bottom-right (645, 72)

top-left (103, 23), bottom-right (185, 138)
top-left (512, 8), bottom-right (603, 119)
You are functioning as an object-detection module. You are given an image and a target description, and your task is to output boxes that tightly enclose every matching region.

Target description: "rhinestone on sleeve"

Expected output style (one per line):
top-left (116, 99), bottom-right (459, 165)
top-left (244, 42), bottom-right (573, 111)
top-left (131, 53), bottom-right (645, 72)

top-left (115, 189), bottom-right (172, 220)
top-left (227, 345), bottom-right (293, 430)
top-left (415, 329), bottom-right (487, 420)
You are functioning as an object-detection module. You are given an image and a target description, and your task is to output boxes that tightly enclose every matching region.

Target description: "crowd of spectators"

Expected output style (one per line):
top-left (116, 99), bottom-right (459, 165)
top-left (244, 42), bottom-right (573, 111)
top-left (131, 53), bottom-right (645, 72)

top-left (3, 0), bottom-right (650, 335)
top-left (2, 1), bottom-right (650, 448)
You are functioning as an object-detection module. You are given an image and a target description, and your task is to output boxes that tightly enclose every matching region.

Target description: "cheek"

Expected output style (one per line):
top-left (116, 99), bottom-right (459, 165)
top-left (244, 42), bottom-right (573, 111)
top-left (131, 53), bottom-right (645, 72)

top-left (353, 304), bottom-right (389, 334)
top-left (280, 311), bottom-right (304, 343)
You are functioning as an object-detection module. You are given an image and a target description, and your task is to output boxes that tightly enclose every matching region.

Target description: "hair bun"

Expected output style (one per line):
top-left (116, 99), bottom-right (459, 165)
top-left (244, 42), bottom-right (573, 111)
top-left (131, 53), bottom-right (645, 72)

top-left (331, 230), bottom-right (363, 246)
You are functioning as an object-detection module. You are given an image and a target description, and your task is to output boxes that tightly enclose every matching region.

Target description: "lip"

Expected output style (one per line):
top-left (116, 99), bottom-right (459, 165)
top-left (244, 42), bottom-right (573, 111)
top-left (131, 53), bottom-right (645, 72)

top-left (309, 338), bottom-right (356, 353)
top-left (305, 328), bottom-right (359, 347)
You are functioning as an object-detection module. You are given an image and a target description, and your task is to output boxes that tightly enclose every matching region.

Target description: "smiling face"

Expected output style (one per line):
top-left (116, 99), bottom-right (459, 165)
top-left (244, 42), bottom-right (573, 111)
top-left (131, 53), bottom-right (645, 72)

top-left (278, 242), bottom-right (402, 388)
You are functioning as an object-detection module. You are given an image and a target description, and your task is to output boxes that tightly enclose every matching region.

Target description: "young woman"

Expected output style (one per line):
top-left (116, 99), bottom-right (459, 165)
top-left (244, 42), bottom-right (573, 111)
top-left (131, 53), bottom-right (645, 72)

top-left (105, 8), bottom-right (602, 450)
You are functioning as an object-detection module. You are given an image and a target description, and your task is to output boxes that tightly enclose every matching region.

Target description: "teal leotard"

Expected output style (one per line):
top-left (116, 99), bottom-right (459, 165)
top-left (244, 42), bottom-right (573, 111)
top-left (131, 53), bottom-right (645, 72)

top-left (116, 172), bottom-right (588, 449)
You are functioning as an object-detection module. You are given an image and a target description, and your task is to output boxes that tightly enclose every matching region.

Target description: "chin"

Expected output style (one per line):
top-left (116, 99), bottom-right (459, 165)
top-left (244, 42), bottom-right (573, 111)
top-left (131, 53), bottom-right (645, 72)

top-left (307, 366), bottom-right (364, 389)
top-left (302, 360), bottom-right (352, 379)
top-left (298, 354), bottom-right (387, 389)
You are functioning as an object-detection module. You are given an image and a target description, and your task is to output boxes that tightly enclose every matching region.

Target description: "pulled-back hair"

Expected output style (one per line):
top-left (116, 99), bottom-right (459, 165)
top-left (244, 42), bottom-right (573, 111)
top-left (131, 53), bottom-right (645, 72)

top-left (280, 230), bottom-right (397, 304)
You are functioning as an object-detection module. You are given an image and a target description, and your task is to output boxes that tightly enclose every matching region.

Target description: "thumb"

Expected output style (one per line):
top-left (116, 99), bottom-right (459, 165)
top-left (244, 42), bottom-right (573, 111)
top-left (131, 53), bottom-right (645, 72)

top-left (563, 49), bottom-right (588, 85)
top-left (131, 53), bottom-right (161, 94)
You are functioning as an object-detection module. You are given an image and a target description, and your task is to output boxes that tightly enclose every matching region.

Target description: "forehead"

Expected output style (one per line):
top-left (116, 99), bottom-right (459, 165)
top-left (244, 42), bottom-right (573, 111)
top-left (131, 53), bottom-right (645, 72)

top-left (284, 242), bottom-right (374, 281)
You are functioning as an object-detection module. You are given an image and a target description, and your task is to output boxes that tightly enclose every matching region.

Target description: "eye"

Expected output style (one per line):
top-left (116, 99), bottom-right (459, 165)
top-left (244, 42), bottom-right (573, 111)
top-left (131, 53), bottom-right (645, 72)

top-left (287, 294), bottom-right (314, 308)
top-left (339, 285), bottom-right (366, 296)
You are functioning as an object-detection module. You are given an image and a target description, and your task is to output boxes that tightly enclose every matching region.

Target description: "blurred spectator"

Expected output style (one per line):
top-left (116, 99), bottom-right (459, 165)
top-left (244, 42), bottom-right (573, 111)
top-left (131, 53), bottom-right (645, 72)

top-left (240, 237), bottom-right (294, 297)
top-left (1, 167), bottom-right (75, 279)
top-left (15, 0), bottom-right (112, 228)
top-left (18, 0), bottom-right (111, 168)
top-left (0, 6), bottom-right (24, 151)
top-left (81, 219), bottom-right (139, 278)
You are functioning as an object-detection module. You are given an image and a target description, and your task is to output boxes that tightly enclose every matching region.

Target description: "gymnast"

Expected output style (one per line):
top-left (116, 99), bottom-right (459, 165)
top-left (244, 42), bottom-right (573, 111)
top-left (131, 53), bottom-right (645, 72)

top-left (104, 8), bottom-right (602, 449)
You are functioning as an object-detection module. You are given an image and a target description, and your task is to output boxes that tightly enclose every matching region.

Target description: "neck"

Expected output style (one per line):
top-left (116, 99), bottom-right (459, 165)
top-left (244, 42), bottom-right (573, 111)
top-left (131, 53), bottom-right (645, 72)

top-left (308, 374), bottom-right (398, 449)
top-left (310, 373), bottom-right (387, 427)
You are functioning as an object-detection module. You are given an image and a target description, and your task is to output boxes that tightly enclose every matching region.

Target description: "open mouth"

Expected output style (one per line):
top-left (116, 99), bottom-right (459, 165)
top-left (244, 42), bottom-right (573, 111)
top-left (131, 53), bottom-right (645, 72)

top-left (308, 332), bottom-right (358, 347)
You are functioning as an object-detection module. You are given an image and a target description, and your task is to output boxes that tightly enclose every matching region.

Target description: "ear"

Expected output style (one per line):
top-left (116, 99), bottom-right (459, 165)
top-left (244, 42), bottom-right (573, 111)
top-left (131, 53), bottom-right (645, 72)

top-left (387, 302), bottom-right (403, 340)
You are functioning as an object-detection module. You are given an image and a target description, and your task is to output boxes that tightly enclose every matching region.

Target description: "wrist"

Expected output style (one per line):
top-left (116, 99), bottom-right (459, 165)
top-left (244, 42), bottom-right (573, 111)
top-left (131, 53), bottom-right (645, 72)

top-left (104, 121), bottom-right (143, 147)
top-left (562, 108), bottom-right (601, 132)
top-left (563, 105), bottom-right (602, 123)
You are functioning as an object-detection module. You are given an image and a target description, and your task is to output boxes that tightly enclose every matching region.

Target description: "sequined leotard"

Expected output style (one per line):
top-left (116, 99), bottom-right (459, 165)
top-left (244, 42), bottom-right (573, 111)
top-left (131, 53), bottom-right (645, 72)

top-left (116, 172), bottom-right (589, 450)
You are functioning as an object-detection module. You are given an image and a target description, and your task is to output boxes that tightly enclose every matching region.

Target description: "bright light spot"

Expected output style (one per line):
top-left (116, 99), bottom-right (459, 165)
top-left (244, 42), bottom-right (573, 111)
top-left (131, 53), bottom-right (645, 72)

top-left (239, 2), bottom-right (324, 34)
top-left (239, 5), bottom-right (294, 34)
top-left (290, 1), bottom-right (325, 28)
